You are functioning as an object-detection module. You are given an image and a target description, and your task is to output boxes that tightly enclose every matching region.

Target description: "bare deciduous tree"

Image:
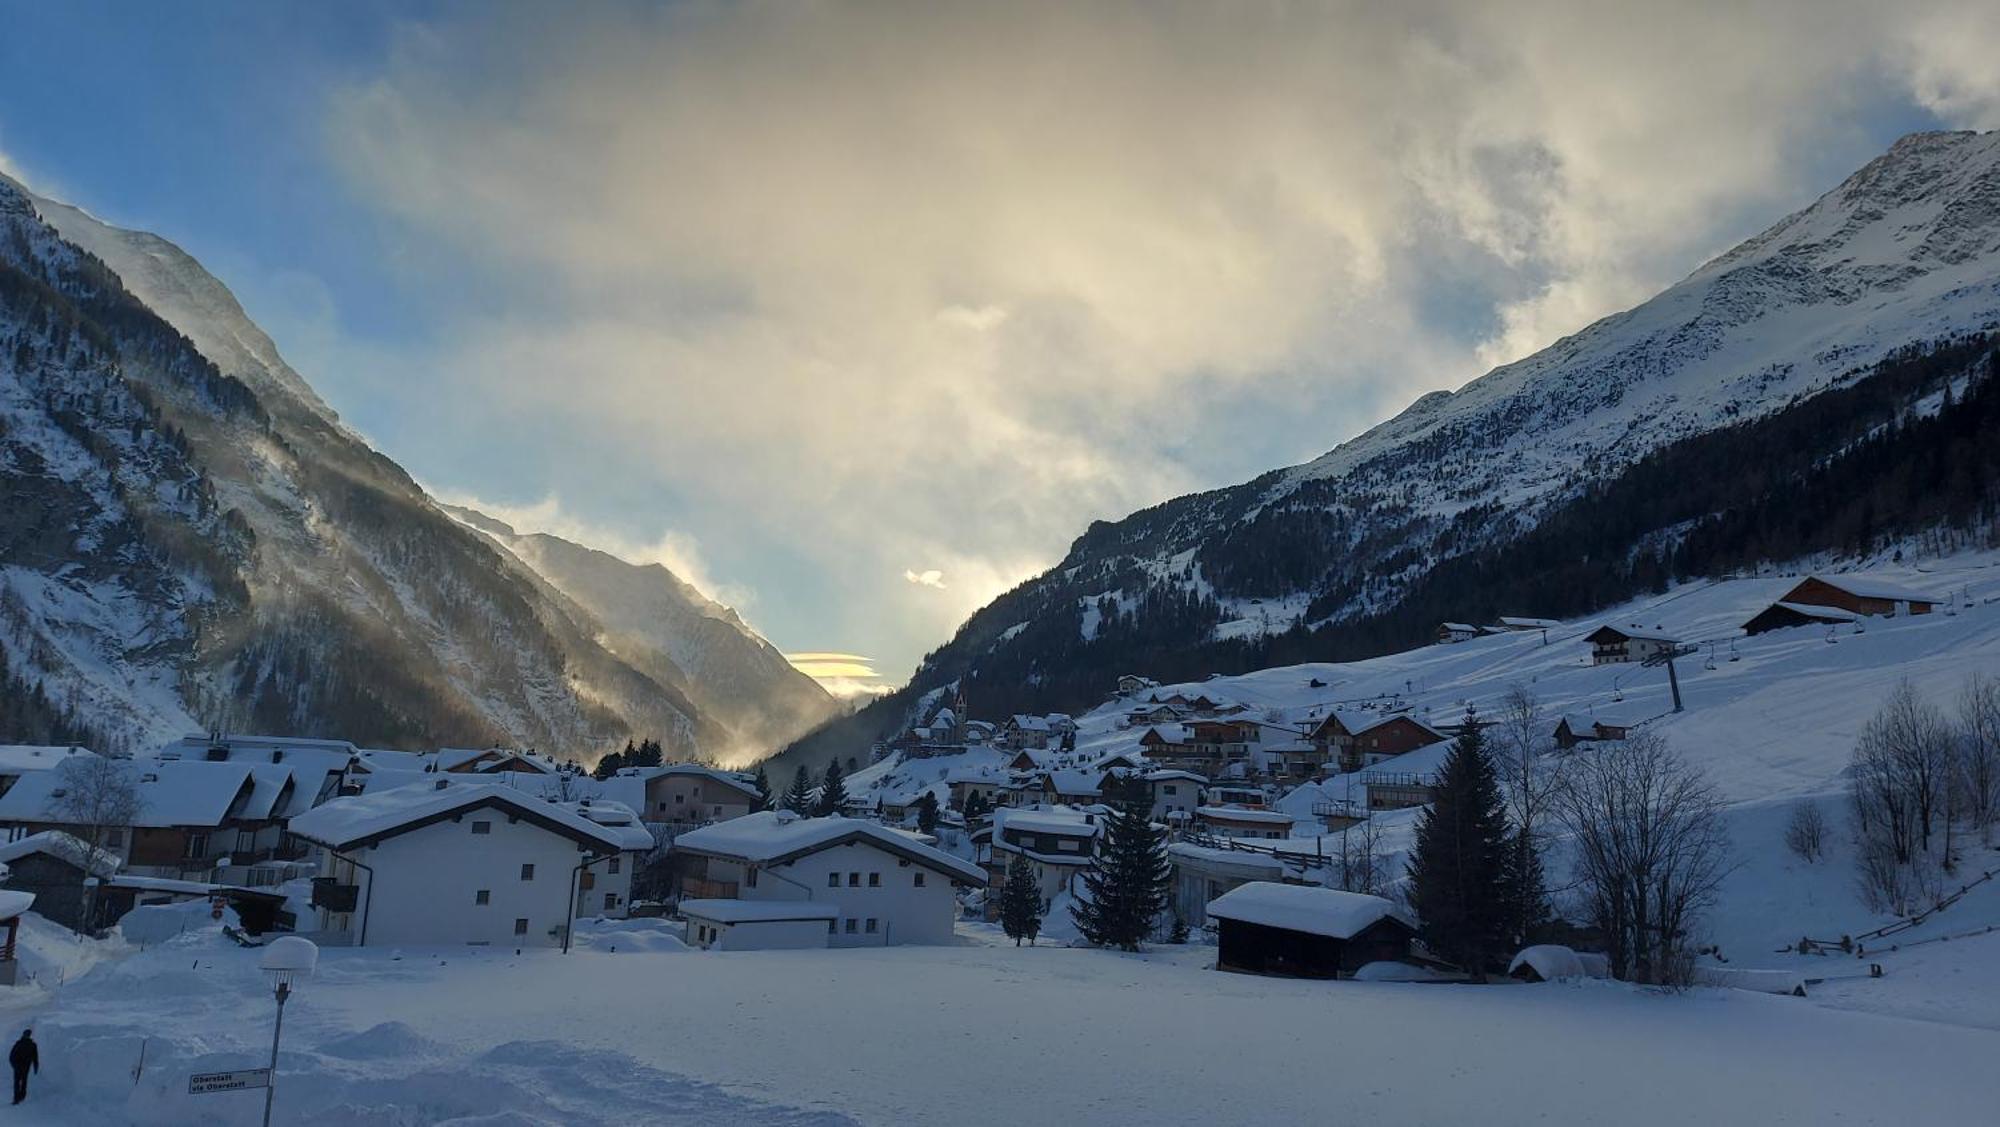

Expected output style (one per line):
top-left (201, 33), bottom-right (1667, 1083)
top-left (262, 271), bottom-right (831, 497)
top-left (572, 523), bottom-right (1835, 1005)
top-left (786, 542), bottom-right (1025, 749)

top-left (1334, 813), bottom-right (1389, 897)
top-left (1850, 681), bottom-right (1953, 912)
top-left (1555, 733), bottom-right (1730, 986)
top-left (1495, 685), bottom-right (1558, 938)
top-left (1957, 673), bottom-right (2000, 844)
top-left (47, 756), bottom-right (142, 935)
top-left (1783, 799), bottom-right (1827, 863)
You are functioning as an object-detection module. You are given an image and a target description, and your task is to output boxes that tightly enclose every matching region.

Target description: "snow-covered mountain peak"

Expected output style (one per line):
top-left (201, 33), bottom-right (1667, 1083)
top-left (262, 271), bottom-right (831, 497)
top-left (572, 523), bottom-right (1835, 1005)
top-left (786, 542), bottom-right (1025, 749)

top-left (7, 175), bottom-right (341, 425)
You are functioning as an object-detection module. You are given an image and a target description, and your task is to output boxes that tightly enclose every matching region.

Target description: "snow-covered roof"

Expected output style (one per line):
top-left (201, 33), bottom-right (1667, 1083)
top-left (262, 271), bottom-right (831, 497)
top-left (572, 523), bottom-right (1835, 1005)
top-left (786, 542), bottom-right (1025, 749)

top-left (1507, 945), bottom-right (1606, 982)
top-left (0, 760), bottom-right (254, 828)
top-left (1007, 715), bottom-right (1052, 732)
top-left (1495, 616), bottom-right (1561, 629)
top-left (1197, 805), bottom-right (1295, 825)
top-left (674, 812), bottom-right (986, 884)
top-left (287, 778), bottom-right (646, 853)
top-left (678, 898), bottom-right (840, 924)
top-left (1798, 574), bottom-right (1937, 604)
top-left (1140, 724), bottom-right (1193, 744)
top-left (1587, 623), bottom-right (1682, 644)
top-left (1441, 622), bottom-right (1479, 633)
top-left (1040, 769), bottom-right (1102, 797)
top-left (994, 807), bottom-right (1101, 839)
top-left (0, 745), bottom-right (96, 774)
top-left (1144, 770), bottom-right (1207, 784)
top-left (0, 890), bottom-right (33, 919)
top-left (0, 830), bottom-right (119, 876)
top-left (1206, 882), bottom-right (1414, 939)
top-left (626, 764), bottom-right (763, 801)
top-left (1165, 842), bottom-right (1285, 877)
top-left (1766, 601), bottom-right (1862, 623)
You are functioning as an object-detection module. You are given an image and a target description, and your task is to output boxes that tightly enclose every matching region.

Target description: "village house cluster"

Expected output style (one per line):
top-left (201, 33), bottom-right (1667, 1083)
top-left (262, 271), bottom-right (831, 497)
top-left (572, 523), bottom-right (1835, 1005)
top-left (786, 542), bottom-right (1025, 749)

top-left (0, 571), bottom-right (1950, 982)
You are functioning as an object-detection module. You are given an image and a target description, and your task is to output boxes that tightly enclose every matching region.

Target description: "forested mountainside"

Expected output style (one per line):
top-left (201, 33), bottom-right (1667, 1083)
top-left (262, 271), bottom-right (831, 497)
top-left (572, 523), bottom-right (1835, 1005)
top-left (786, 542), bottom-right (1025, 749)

top-left (778, 130), bottom-right (2000, 772)
top-left (0, 173), bottom-right (799, 760)
top-left (445, 505), bottom-right (837, 759)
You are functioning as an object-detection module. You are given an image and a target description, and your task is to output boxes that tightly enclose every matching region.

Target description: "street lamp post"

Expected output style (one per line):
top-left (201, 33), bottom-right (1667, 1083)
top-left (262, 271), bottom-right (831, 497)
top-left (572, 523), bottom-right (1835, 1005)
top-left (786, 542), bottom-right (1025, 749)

top-left (257, 936), bottom-right (318, 1127)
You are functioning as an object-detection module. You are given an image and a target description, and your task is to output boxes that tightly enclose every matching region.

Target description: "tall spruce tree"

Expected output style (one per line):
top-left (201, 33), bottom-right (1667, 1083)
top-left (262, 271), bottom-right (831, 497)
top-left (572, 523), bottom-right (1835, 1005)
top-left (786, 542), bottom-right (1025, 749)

top-left (962, 791), bottom-right (988, 821)
top-left (815, 759), bottom-right (849, 817)
top-left (1405, 721), bottom-right (1517, 976)
top-left (999, 853), bottom-right (1043, 946)
top-left (783, 765), bottom-right (815, 815)
top-left (1071, 789), bottom-right (1171, 951)
top-left (915, 791), bottom-right (940, 834)
top-left (751, 764), bottom-right (774, 812)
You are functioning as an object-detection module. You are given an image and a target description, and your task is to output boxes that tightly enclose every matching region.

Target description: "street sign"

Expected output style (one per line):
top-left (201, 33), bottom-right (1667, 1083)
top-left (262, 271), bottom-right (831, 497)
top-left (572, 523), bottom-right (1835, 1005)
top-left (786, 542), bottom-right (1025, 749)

top-left (189, 1068), bottom-right (271, 1094)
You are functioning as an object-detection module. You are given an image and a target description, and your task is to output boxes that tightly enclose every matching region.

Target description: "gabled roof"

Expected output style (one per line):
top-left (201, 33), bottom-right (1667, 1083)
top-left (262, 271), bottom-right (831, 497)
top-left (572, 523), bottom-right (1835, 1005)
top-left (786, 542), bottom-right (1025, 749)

top-left (1139, 724), bottom-right (1193, 745)
top-left (1310, 711), bottom-right (1447, 742)
top-left (1207, 881), bottom-right (1414, 938)
top-left (1494, 616), bottom-right (1561, 629)
top-left (1792, 574), bottom-right (1937, 604)
top-left (1585, 624), bottom-right (1680, 644)
top-left (0, 760), bottom-right (255, 829)
top-left (1007, 715), bottom-right (1052, 732)
top-left (0, 830), bottom-right (120, 876)
top-left (1197, 805), bottom-right (1294, 825)
top-left (286, 778), bottom-right (647, 853)
top-left (674, 812), bottom-right (985, 884)
top-left (631, 764), bottom-right (763, 801)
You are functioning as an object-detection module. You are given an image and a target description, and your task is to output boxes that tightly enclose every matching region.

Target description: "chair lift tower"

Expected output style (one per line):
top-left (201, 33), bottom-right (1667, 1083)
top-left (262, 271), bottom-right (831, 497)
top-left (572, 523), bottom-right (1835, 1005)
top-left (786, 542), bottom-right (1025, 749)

top-left (1641, 643), bottom-right (1700, 713)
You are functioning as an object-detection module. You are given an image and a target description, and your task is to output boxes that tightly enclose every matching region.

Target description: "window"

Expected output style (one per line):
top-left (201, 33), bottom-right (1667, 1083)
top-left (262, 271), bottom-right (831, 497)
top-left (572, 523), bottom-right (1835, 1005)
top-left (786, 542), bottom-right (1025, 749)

top-left (475, 890), bottom-right (491, 905)
top-left (185, 832), bottom-right (209, 859)
top-left (471, 820), bottom-right (492, 835)
top-left (844, 918), bottom-right (858, 933)
top-left (674, 794), bottom-right (685, 804)
top-left (913, 872), bottom-right (926, 888)
top-left (514, 918), bottom-right (529, 936)
top-left (712, 805), bottom-right (722, 816)
top-left (746, 867), bottom-right (758, 888)
top-left (847, 872), bottom-right (860, 887)
top-left (827, 872), bottom-right (840, 888)
top-left (607, 857), bottom-right (620, 875)
top-left (827, 920), bottom-right (837, 934)
top-left (520, 863), bottom-right (535, 881)
top-left (105, 829), bottom-right (124, 849)
top-left (603, 893), bottom-right (618, 910)
top-left (865, 918), bottom-right (878, 933)
top-left (1163, 785), bottom-right (1178, 795)
top-left (867, 872), bottom-right (881, 887)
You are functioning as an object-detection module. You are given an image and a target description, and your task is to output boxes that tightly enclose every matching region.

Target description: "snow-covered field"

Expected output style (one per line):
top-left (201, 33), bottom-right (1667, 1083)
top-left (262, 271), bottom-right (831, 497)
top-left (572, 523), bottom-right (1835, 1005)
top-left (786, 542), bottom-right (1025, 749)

top-left (0, 914), bottom-right (1992, 1126)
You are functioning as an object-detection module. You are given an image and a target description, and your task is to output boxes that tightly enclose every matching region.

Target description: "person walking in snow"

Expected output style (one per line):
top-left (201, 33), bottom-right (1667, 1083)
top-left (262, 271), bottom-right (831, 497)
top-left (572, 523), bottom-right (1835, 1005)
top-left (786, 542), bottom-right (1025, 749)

top-left (9, 1029), bottom-right (37, 1104)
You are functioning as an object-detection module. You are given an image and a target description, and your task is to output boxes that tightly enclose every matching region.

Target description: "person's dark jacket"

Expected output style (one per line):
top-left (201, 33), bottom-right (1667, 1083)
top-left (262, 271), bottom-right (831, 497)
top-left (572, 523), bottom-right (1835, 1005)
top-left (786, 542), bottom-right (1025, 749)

top-left (9, 1037), bottom-right (36, 1073)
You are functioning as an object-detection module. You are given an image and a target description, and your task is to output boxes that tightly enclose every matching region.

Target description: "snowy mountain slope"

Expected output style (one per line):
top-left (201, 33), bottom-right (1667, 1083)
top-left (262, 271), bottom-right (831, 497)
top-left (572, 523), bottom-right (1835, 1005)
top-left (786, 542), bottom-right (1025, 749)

top-left (444, 504), bottom-right (837, 760)
top-left (25, 189), bottom-right (338, 426)
top-left (790, 130), bottom-right (2000, 766)
top-left (0, 171), bottom-right (731, 757)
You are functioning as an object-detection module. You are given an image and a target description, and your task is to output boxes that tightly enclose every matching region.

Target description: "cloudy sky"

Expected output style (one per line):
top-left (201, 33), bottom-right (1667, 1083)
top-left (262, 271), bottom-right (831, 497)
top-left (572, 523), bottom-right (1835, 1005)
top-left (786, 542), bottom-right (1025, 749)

top-left (4, 1), bottom-right (1998, 696)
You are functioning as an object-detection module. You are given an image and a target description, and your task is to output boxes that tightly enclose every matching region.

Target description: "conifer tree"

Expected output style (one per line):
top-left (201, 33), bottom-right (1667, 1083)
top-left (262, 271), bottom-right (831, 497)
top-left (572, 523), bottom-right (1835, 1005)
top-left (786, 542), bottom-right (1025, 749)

top-left (815, 759), bottom-right (848, 817)
top-left (783, 764), bottom-right (815, 815)
top-left (751, 764), bottom-right (773, 812)
top-left (963, 791), bottom-right (988, 821)
top-left (1405, 721), bottom-right (1516, 976)
top-left (999, 853), bottom-right (1043, 947)
top-left (1071, 789), bottom-right (1171, 951)
top-left (915, 791), bottom-right (940, 834)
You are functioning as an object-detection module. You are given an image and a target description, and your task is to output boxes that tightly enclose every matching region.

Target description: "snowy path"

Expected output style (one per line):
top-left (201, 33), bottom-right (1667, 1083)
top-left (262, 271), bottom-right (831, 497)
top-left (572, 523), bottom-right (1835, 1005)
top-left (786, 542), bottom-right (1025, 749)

top-left (12, 926), bottom-right (1993, 1125)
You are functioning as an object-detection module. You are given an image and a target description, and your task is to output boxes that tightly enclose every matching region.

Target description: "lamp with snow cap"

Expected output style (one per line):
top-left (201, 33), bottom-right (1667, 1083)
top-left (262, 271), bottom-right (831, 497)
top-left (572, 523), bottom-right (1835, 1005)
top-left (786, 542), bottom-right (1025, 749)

top-left (256, 936), bottom-right (317, 1127)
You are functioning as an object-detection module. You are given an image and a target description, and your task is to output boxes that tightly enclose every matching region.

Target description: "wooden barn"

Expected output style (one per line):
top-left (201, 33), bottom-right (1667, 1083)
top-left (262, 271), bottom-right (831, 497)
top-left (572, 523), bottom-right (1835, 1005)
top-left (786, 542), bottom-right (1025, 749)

top-left (1208, 882), bottom-right (1416, 979)
top-left (1743, 575), bottom-right (1937, 635)
top-left (1584, 624), bottom-right (1681, 665)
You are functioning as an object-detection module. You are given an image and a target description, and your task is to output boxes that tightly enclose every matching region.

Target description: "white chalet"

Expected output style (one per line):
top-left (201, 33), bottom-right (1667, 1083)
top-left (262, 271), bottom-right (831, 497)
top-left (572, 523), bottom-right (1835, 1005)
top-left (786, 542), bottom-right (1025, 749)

top-left (674, 812), bottom-right (985, 947)
top-left (287, 779), bottom-right (652, 949)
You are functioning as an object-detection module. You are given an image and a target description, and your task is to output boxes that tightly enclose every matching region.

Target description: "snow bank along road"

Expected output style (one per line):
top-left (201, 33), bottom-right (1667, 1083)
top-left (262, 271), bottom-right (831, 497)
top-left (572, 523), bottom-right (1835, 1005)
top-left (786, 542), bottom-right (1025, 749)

top-left (5, 922), bottom-right (1996, 1126)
